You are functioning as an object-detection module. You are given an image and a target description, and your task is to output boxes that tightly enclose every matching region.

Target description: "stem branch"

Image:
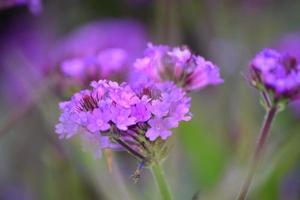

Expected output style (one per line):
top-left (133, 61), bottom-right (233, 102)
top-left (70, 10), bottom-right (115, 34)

top-left (113, 137), bottom-right (145, 161)
top-left (237, 106), bottom-right (278, 200)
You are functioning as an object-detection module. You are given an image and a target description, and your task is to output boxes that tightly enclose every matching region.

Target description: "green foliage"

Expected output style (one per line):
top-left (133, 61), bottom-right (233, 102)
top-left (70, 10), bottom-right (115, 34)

top-left (179, 120), bottom-right (227, 187)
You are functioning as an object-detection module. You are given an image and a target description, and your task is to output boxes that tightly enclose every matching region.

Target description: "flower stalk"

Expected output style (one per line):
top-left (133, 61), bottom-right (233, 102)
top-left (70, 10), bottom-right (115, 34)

top-left (151, 162), bottom-right (173, 200)
top-left (112, 137), bottom-right (145, 161)
top-left (237, 105), bottom-right (278, 200)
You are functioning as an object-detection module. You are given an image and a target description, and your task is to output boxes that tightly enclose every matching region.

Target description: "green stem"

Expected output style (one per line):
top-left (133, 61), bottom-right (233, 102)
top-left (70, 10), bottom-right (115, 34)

top-left (151, 163), bottom-right (173, 200)
top-left (237, 106), bottom-right (278, 200)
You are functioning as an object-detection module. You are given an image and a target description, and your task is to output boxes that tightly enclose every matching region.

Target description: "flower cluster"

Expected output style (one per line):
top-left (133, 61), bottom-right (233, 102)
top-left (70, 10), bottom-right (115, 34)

top-left (55, 42), bottom-right (223, 177)
top-left (60, 48), bottom-right (129, 82)
top-left (249, 49), bottom-right (300, 102)
top-left (55, 79), bottom-right (191, 158)
top-left (133, 43), bottom-right (223, 92)
top-left (53, 20), bottom-right (148, 86)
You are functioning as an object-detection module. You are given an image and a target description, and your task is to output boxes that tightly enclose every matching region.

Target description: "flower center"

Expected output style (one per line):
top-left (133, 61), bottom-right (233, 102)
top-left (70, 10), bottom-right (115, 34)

top-left (282, 56), bottom-right (298, 74)
top-left (97, 119), bottom-right (104, 126)
top-left (79, 94), bottom-right (99, 112)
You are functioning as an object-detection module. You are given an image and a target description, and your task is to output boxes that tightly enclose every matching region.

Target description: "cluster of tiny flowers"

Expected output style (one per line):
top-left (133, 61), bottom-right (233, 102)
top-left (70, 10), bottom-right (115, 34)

top-left (55, 79), bottom-right (191, 156)
top-left (52, 20), bottom-right (148, 88)
top-left (134, 43), bottom-right (223, 92)
top-left (61, 48), bottom-right (129, 83)
top-left (250, 49), bottom-right (300, 101)
top-left (55, 42), bottom-right (224, 165)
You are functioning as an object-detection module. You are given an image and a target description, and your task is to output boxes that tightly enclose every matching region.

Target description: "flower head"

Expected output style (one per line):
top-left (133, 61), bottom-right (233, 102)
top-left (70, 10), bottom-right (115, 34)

top-left (55, 79), bottom-right (191, 158)
top-left (133, 43), bottom-right (223, 92)
top-left (249, 49), bottom-right (300, 102)
top-left (54, 41), bottom-right (224, 180)
top-left (53, 20), bottom-right (148, 87)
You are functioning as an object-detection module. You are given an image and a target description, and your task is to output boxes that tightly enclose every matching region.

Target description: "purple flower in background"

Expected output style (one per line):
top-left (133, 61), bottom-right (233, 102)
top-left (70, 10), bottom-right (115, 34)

top-left (97, 48), bottom-right (129, 76)
top-left (134, 43), bottom-right (223, 92)
top-left (53, 19), bottom-right (148, 86)
top-left (0, 18), bottom-right (55, 108)
top-left (0, 0), bottom-right (42, 14)
top-left (249, 49), bottom-right (300, 101)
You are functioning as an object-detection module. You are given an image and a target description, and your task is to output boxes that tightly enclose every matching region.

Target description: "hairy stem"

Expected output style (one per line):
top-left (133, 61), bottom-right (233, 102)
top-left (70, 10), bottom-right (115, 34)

top-left (237, 106), bottom-right (278, 200)
top-left (151, 163), bottom-right (173, 200)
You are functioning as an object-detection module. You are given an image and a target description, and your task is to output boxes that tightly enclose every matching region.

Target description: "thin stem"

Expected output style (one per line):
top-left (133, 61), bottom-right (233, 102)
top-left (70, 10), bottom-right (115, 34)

top-left (261, 91), bottom-right (271, 109)
top-left (237, 106), bottom-right (278, 200)
top-left (113, 137), bottom-right (145, 161)
top-left (127, 131), bottom-right (151, 154)
top-left (151, 163), bottom-right (173, 200)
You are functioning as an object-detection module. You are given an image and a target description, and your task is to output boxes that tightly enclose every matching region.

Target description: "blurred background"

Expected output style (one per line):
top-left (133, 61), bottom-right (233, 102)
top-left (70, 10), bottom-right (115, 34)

top-left (0, 0), bottom-right (300, 199)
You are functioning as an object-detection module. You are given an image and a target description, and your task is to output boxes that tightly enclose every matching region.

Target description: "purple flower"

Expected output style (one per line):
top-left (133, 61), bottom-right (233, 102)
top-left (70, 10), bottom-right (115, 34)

top-left (145, 81), bottom-right (192, 140)
top-left (150, 100), bottom-right (170, 117)
top-left (109, 84), bottom-right (140, 108)
top-left (250, 49), bottom-right (300, 101)
top-left (156, 81), bottom-right (191, 124)
top-left (87, 109), bottom-right (111, 132)
top-left (184, 56), bottom-right (224, 91)
top-left (61, 57), bottom-right (93, 79)
top-left (53, 19), bottom-right (148, 86)
top-left (131, 96), bottom-right (151, 122)
top-left (111, 106), bottom-right (136, 130)
top-left (55, 79), bottom-right (192, 157)
top-left (55, 121), bottom-right (80, 139)
top-left (168, 102), bottom-right (192, 127)
top-left (146, 117), bottom-right (173, 141)
top-left (133, 43), bottom-right (223, 92)
top-left (96, 48), bottom-right (129, 76)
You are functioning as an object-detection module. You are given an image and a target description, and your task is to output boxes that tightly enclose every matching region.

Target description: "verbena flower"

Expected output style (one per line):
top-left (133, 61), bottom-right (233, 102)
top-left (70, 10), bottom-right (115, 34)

top-left (0, 18), bottom-right (54, 108)
top-left (53, 20), bottom-right (148, 87)
top-left (274, 34), bottom-right (300, 113)
top-left (55, 43), bottom-right (223, 182)
top-left (238, 48), bottom-right (300, 200)
top-left (55, 80), bottom-right (191, 160)
top-left (133, 43), bottom-right (223, 92)
top-left (249, 49), bottom-right (300, 103)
